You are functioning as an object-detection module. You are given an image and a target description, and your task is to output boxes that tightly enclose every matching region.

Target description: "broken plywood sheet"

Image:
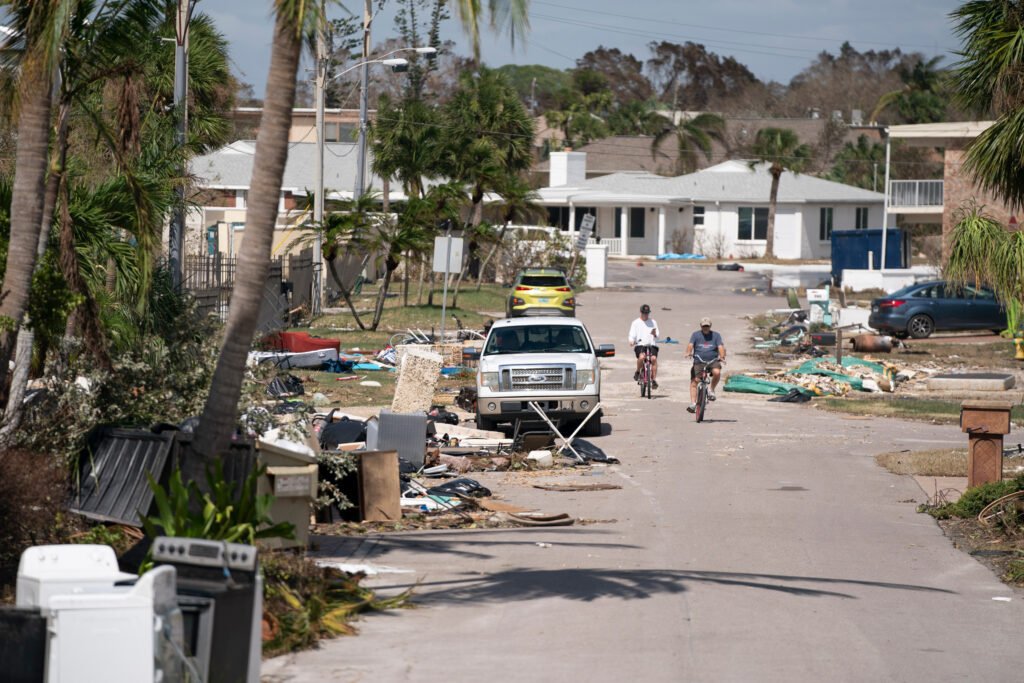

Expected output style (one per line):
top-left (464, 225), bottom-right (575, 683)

top-left (391, 348), bottom-right (443, 414)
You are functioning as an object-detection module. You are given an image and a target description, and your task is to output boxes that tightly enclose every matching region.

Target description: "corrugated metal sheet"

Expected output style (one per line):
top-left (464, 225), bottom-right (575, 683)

top-left (72, 428), bottom-right (176, 526)
top-left (173, 433), bottom-right (257, 499)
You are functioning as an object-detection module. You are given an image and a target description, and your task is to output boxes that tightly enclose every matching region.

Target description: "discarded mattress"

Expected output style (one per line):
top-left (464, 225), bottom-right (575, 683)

top-left (249, 348), bottom-right (340, 369)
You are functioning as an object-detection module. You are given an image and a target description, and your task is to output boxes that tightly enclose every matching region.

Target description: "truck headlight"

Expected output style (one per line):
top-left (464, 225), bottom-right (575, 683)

top-left (481, 371), bottom-right (501, 391)
top-left (575, 369), bottom-right (595, 389)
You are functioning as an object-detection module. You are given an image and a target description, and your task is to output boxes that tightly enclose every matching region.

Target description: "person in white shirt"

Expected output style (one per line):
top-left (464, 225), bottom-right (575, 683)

top-left (628, 304), bottom-right (659, 389)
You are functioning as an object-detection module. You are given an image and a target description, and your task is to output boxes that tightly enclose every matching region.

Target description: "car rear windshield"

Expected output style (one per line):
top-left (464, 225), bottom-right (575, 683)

top-left (519, 275), bottom-right (568, 288)
top-left (484, 325), bottom-right (591, 355)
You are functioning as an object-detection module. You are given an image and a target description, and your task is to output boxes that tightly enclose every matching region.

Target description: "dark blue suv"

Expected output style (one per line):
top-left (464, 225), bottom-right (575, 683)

top-left (868, 280), bottom-right (1005, 339)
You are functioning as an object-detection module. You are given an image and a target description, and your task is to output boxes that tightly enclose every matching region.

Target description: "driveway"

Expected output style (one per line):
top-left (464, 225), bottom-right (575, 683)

top-left (264, 262), bottom-right (1023, 683)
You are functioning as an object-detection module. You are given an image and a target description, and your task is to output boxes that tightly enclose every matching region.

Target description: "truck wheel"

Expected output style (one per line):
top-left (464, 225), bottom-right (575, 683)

top-left (476, 415), bottom-right (497, 431)
top-left (581, 415), bottom-right (602, 437)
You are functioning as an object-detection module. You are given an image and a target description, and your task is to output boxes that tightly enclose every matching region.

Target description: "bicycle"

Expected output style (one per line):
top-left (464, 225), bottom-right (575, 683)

top-left (691, 358), bottom-right (724, 423)
top-left (636, 345), bottom-right (655, 399)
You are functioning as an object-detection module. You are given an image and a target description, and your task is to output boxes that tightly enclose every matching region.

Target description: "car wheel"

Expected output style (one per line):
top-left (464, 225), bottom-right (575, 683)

top-left (581, 414), bottom-right (602, 437)
top-left (907, 314), bottom-right (934, 339)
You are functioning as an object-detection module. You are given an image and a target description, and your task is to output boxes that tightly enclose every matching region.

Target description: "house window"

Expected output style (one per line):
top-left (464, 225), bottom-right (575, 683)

top-left (546, 207), bottom-right (567, 230)
top-left (614, 208), bottom-right (622, 238)
top-left (855, 206), bottom-right (869, 230)
top-left (693, 205), bottom-right (705, 227)
top-left (819, 207), bottom-right (834, 241)
top-left (738, 207), bottom-right (769, 240)
top-left (630, 207), bottom-right (645, 238)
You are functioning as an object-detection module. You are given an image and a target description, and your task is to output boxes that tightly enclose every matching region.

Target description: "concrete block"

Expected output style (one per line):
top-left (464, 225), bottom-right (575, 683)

top-left (391, 348), bottom-right (443, 414)
top-left (926, 372), bottom-right (1016, 392)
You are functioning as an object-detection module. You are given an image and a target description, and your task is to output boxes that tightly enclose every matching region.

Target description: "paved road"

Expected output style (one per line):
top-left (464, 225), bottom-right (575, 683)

top-left (264, 262), bottom-right (1023, 683)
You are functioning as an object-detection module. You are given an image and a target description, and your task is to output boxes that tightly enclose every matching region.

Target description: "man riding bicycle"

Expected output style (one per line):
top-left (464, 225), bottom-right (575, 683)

top-left (628, 304), bottom-right (659, 389)
top-left (686, 317), bottom-right (725, 413)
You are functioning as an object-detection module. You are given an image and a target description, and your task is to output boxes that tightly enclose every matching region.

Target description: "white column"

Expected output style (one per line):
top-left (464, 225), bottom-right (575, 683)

top-left (568, 203), bottom-right (576, 240)
top-left (657, 207), bottom-right (666, 256)
top-left (620, 206), bottom-right (630, 256)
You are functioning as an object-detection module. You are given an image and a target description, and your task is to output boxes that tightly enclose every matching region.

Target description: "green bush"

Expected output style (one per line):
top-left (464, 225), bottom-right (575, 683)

top-left (923, 475), bottom-right (1024, 519)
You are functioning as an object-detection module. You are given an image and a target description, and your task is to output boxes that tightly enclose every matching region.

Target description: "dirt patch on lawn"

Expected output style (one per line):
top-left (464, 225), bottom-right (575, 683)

top-left (875, 449), bottom-right (968, 476)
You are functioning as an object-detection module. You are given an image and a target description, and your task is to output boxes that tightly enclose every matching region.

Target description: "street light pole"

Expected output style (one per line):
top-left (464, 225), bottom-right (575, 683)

top-left (355, 0), bottom-right (372, 201)
top-left (169, 0), bottom-right (195, 291)
top-left (312, 1), bottom-right (326, 316)
top-left (314, 50), bottom-right (428, 313)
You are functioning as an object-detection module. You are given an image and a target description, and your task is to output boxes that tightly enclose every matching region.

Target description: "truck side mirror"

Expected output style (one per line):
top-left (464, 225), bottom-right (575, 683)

top-left (595, 344), bottom-right (615, 357)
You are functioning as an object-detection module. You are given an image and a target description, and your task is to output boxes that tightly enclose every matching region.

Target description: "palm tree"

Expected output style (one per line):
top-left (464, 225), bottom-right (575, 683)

top-left (371, 94), bottom-right (443, 201)
top-left (869, 56), bottom-right (946, 124)
top-left (749, 127), bottom-right (812, 259)
top-left (651, 112), bottom-right (726, 175)
top-left (951, 0), bottom-right (1024, 211)
top-left (0, 1), bottom-right (71, 395)
top-left (193, 1), bottom-right (320, 460)
top-left (454, 0), bottom-right (530, 64)
top-left (945, 204), bottom-right (1024, 338)
top-left (476, 172), bottom-right (542, 288)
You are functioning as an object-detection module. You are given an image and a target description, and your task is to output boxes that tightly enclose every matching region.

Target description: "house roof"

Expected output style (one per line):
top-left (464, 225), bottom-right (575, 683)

top-left (534, 136), bottom-right (680, 176)
top-left (537, 160), bottom-right (884, 206)
top-left (190, 140), bottom-right (390, 199)
top-left (887, 121), bottom-right (994, 146)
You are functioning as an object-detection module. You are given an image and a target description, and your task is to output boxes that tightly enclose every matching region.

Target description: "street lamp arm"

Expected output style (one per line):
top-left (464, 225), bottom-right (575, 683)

top-left (329, 57), bottom-right (408, 81)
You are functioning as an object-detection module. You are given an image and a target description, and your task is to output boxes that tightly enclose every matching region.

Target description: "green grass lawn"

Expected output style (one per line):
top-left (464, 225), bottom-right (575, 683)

top-left (817, 396), bottom-right (1024, 425)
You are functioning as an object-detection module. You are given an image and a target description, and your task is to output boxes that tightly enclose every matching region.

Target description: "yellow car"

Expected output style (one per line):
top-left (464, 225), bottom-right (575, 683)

top-left (506, 268), bottom-right (576, 317)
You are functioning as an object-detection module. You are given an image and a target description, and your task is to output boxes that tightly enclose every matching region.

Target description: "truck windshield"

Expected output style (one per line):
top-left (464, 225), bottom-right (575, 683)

top-left (484, 325), bottom-right (592, 355)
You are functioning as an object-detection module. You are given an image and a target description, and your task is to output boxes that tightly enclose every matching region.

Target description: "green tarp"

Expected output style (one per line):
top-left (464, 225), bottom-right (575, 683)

top-left (724, 375), bottom-right (813, 396)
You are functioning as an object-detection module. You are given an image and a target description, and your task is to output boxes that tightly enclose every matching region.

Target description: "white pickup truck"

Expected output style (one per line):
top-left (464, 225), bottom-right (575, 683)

top-left (475, 317), bottom-right (614, 436)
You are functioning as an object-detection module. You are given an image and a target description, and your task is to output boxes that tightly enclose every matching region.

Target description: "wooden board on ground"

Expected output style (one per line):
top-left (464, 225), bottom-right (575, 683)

top-left (358, 450), bottom-right (401, 522)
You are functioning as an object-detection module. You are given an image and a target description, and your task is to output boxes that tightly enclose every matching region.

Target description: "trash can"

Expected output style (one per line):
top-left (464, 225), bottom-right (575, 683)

top-left (257, 435), bottom-right (319, 548)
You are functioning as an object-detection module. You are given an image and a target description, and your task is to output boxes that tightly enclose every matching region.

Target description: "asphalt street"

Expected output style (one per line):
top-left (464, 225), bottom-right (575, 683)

top-left (263, 262), bottom-right (1024, 683)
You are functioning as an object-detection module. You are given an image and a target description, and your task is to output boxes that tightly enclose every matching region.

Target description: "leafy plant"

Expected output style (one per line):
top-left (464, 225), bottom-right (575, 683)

top-left (923, 475), bottom-right (1024, 520)
top-left (261, 550), bottom-right (410, 656)
top-left (141, 462), bottom-right (294, 545)
top-left (316, 451), bottom-right (357, 512)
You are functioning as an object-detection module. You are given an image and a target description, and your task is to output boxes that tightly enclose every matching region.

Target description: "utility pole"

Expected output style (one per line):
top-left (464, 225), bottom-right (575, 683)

top-left (312, 1), bottom-right (326, 316)
top-left (170, 0), bottom-right (194, 291)
top-left (354, 0), bottom-right (372, 199)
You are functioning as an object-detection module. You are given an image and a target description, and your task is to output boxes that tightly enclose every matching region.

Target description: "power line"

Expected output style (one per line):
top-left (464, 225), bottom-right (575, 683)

top-left (532, 0), bottom-right (959, 53)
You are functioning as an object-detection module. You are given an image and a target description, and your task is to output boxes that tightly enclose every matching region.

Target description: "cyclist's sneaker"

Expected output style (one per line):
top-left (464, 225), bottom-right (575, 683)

top-left (652, 380), bottom-right (659, 389)
top-left (686, 403), bottom-right (696, 413)
top-left (708, 390), bottom-right (716, 401)
top-left (633, 372), bottom-right (640, 382)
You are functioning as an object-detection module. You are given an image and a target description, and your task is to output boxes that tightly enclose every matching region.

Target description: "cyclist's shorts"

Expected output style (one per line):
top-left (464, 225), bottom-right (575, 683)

top-left (634, 345), bottom-right (659, 358)
top-left (691, 359), bottom-right (721, 379)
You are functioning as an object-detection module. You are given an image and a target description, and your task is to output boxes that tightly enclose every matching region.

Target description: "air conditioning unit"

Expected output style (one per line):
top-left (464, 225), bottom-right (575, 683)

top-left (831, 110), bottom-right (843, 122)
top-left (851, 109), bottom-right (864, 126)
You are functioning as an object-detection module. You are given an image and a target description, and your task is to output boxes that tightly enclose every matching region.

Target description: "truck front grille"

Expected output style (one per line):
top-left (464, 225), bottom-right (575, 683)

top-left (500, 365), bottom-right (575, 391)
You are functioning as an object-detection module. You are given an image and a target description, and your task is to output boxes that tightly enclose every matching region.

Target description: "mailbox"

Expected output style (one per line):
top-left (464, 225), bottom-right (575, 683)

top-left (960, 401), bottom-right (1013, 488)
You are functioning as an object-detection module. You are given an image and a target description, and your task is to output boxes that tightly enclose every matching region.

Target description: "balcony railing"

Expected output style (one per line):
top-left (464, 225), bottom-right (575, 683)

top-left (889, 180), bottom-right (943, 208)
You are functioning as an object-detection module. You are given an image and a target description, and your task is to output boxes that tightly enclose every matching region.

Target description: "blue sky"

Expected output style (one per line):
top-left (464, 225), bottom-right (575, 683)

top-left (202, 0), bottom-right (963, 94)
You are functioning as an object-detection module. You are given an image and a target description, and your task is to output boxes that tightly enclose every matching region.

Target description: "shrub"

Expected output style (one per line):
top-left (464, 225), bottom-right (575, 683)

top-left (923, 475), bottom-right (1024, 519)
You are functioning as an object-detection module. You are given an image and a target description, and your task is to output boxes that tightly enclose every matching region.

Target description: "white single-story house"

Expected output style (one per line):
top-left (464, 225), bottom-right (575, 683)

top-left (536, 152), bottom-right (886, 260)
top-left (186, 140), bottom-right (402, 258)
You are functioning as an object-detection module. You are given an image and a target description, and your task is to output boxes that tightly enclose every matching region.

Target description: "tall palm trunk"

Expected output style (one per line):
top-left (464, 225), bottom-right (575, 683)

top-left (0, 100), bottom-right (71, 442)
top-left (194, 10), bottom-right (304, 459)
top-left (0, 60), bottom-right (55, 398)
top-left (370, 254), bottom-right (399, 330)
top-left (450, 189), bottom-right (484, 308)
top-left (477, 219), bottom-right (512, 290)
top-left (765, 166), bottom-right (781, 259)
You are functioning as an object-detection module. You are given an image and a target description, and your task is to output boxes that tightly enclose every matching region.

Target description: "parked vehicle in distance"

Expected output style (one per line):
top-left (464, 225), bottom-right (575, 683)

top-left (506, 268), bottom-right (575, 318)
top-left (476, 317), bottom-right (614, 436)
top-left (868, 280), bottom-right (1004, 339)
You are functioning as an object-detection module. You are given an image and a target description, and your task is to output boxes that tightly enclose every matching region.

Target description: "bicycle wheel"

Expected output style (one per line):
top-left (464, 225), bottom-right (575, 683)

top-left (639, 368), bottom-right (647, 397)
top-left (695, 382), bottom-right (707, 422)
top-left (645, 370), bottom-right (653, 399)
